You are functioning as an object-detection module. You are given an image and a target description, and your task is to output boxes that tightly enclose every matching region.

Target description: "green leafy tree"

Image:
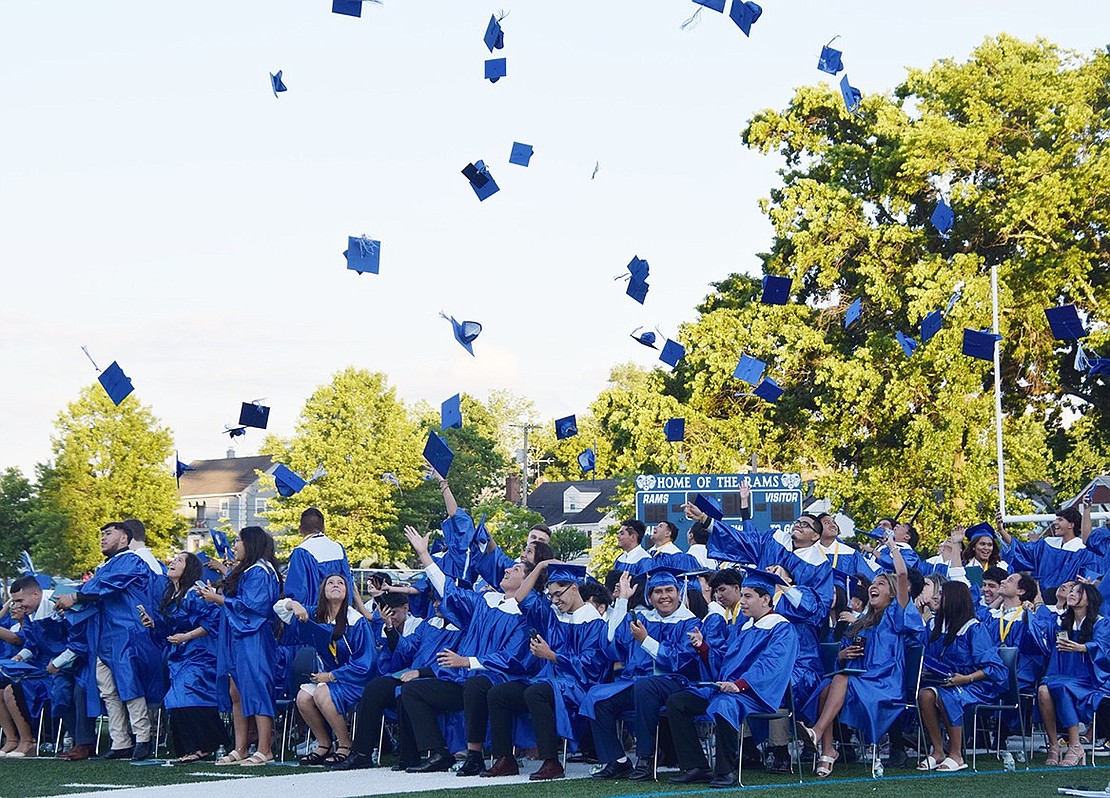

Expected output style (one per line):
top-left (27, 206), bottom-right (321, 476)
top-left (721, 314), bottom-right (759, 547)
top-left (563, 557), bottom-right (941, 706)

top-left (548, 525), bottom-right (590, 562)
top-left (0, 468), bottom-right (38, 578)
top-left (37, 386), bottom-right (183, 575)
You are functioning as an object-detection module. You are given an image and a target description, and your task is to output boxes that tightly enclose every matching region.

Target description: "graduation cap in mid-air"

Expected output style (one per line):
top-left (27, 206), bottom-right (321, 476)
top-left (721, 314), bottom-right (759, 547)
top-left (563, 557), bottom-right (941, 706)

top-left (344, 235), bottom-right (380, 275)
top-left (83, 345), bottom-right (135, 406)
top-left (210, 529), bottom-right (233, 559)
top-left (818, 38), bottom-right (844, 74)
top-left (664, 417), bottom-right (685, 442)
top-left (461, 160), bottom-right (500, 201)
top-left (483, 13), bottom-right (505, 51)
top-left (423, 431), bottom-right (455, 478)
top-left (844, 296), bottom-right (862, 328)
top-left (620, 256), bottom-right (651, 304)
top-left (174, 455), bottom-right (195, 487)
top-left (760, 274), bottom-right (791, 305)
top-left (659, 339), bottom-right (685, 369)
top-left (962, 329), bottom-right (1002, 361)
top-left (224, 425), bottom-right (247, 439)
top-left (931, 199), bottom-right (955, 235)
top-left (692, 0), bottom-right (725, 10)
top-left (920, 310), bottom-right (943, 343)
top-left (440, 313), bottom-right (482, 356)
top-left (733, 354), bottom-right (767, 385)
top-left (1045, 304), bottom-right (1087, 340)
top-left (839, 74), bottom-right (862, 113)
top-left (441, 393), bottom-right (462, 430)
top-left (895, 331), bottom-right (919, 358)
top-left (753, 378), bottom-right (784, 403)
top-left (239, 401), bottom-right (270, 429)
top-left (484, 58), bottom-right (507, 83)
top-left (577, 448), bottom-right (596, 472)
top-left (729, 1), bottom-right (762, 36)
top-left (270, 70), bottom-right (287, 98)
top-left (272, 464), bottom-right (308, 497)
top-left (630, 327), bottom-right (658, 349)
top-left (509, 142), bottom-right (533, 167)
top-left (555, 415), bottom-right (578, 440)
top-left (331, 0), bottom-right (381, 18)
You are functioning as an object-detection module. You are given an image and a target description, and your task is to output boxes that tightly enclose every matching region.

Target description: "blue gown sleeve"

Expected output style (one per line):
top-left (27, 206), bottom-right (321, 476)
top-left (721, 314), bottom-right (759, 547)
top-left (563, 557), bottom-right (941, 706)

top-left (553, 618), bottom-right (611, 688)
top-left (969, 622), bottom-right (1006, 684)
top-left (79, 555), bottom-right (146, 597)
top-left (1002, 538), bottom-right (1037, 573)
top-left (519, 592), bottom-right (557, 638)
top-left (434, 572), bottom-right (481, 631)
top-left (475, 622), bottom-right (532, 676)
top-left (649, 618), bottom-right (699, 676)
top-left (283, 548), bottom-right (311, 603)
top-left (223, 569), bottom-right (276, 635)
top-left (732, 622), bottom-right (799, 708)
top-left (330, 617), bottom-right (376, 685)
top-left (706, 519), bottom-right (765, 565)
top-left (472, 547), bottom-right (515, 589)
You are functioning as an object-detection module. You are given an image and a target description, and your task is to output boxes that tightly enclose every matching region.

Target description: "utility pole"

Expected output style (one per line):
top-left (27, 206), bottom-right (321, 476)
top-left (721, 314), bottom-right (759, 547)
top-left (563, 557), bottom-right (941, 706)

top-left (510, 423), bottom-right (540, 509)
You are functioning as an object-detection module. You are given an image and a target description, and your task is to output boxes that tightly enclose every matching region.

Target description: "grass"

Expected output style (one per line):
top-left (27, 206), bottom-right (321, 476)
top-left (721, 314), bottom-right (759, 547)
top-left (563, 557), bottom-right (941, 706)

top-left (2, 756), bottom-right (1110, 798)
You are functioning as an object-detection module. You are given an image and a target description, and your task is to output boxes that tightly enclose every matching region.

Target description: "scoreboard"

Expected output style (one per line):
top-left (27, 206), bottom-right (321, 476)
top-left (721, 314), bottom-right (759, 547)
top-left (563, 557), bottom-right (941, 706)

top-left (634, 472), bottom-right (804, 550)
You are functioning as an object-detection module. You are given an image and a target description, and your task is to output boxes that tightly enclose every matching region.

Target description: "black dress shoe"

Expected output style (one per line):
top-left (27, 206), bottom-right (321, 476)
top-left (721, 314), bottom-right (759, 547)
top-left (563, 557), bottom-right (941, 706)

top-left (628, 758), bottom-right (655, 781)
top-left (131, 741), bottom-right (152, 761)
top-left (96, 747), bottom-right (134, 760)
top-left (591, 758), bottom-right (633, 780)
top-left (710, 772), bottom-right (738, 788)
top-left (767, 746), bottom-right (792, 774)
top-left (331, 751), bottom-right (374, 771)
top-left (456, 752), bottom-right (486, 776)
top-left (407, 750), bottom-right (454, 773)
top-left (669, 767), bottom-right (712, 784)
top-left (391, 760), bottom-right (420, 771)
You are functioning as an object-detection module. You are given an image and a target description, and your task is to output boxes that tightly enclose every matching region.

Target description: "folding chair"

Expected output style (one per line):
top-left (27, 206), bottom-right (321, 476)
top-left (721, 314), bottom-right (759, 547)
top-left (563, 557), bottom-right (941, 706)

top-left (739, 683), bottom-right (801, 786)
top-left (970, 646), bottom-right (1025, 771)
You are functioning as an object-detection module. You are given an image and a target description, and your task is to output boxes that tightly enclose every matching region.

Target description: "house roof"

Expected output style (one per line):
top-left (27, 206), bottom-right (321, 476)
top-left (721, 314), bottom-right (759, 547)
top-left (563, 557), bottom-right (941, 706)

top-left (527, 479), bottom-right (620, 527)
top-left (178, 455), bottom-right (274, 498)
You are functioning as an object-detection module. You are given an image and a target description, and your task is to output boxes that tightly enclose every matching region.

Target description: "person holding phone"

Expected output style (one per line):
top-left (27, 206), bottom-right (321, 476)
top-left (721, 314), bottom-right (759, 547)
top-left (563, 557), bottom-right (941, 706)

top-left (800, 534), bottom-right (922, 777)
top-left (580, 564), bottom-right (701, 781)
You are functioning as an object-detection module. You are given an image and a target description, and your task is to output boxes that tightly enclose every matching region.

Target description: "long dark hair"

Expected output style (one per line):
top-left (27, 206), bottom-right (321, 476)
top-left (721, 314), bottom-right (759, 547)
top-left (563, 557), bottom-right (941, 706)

top-left (846, 573), bottom-right (897, 638)
top-left (314, 575), bottom-right (351, 642)
top-left (929, 580), bottom-right (976, 647)
top-left (161, 552), bottom-right (202, 613)
top-left (1062, 583), bottom-right (1102, 645)
top-left (223, 526), bottom-right (283, 597)
top-left (961, 536), bottom-right (1001, 568)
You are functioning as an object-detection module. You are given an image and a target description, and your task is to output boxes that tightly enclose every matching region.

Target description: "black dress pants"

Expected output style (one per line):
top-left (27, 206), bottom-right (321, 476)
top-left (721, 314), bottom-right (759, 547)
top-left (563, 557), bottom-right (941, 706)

top-left (666, 690), bottom-right (738, 776)
top-left (488, 681), bottom-right (559, 759)
top-left (399, 675), bottom-right (493, 753)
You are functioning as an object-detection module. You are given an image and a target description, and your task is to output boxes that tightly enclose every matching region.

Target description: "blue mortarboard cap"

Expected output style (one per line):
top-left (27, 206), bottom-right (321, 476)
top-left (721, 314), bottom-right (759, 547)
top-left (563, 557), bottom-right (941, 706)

top-left (693, 493), bottom-right (723, 521)
top-left (631, 328), bottom-right (658, 349)
top-left (729, 1), bottom-right (762, 36)
top-left (175, 459), bottom-right (195, 479)
top-left (964, 522), bottom-right (996, 542)
top-left (462, 161), bottom-right (500, 201)
top-left (441, 313), bottom-right (482, 356)
top-left (555, 415), bottom-right (578, 440)
top-left (818, 43), bottom-right (844, 75)
top-left (332, 0), bottom-right (362, 17)
top-left (896, 331), bottom-right (919, 358)
top-left (760, 274), bottom-right (791, 305)
top-left (861, 526), bottom-right (888, 541)
top-left (98, 361), bottom-right (134, 406)
top-left (272, 464), bottom-right (307, 497)
top-left (509, 142), bottom-right (533, 167)
top-left (344, 235), bottom-right (380, 275)
top-left (962, 328), bottom-right (1002, 361)
top-left (642, 562), bottom-right (684, 592)
top-left (920, 310), bottom-right (943, 343)
top-left (546, 563), bottom-right (588, 585)
top-left (577, 448), bottom-right (596, 472)
top-left (741, 567), bottom-right (788, 593)
top-left (844, 296), bottom-right (862, 328)
top-left (423, 431), bottom-right (455, 478)
top-left (210, 529), bottom-right (232, 559)
top-left (664, 417), bottom-right (685, 442)
top-left (840, 74), bottom-right (862, 113)
top-left (626, 279), bottom-right (649, 304)
top-left (692, 0), bottom-right (725, 10)
top-left (239, 402), bottom-right (270, 429)
top-left (753, 378), bottom-right (784, 403)
top-left (483, 14), bottom-right (504, 52)
top-left (733, 354), bottom-right (766, 385)
top-left (626, 256), bottom-right (650, 283)
top-left (441, 393), bottom-right (462, 430)
top-left (270, 70), bottom-right (287, 98)
top-left (225, 425), bottom-right (246, 439)
top-left (485, 58), bottom-right (507, 83)
top-left (1045, 305), bottom-right (1086, 340)
top-left (660, 339), bottom-right (685, 369)
top-left (930, 199), bottom-right (955, 234)
top-left (1089, 357), bottom-right (1110, 376)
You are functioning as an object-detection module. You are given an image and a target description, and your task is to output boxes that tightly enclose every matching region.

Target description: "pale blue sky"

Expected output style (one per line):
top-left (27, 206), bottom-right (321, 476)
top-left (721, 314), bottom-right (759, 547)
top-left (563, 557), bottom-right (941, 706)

top-left (1, 0), bottom-right (1107, 475)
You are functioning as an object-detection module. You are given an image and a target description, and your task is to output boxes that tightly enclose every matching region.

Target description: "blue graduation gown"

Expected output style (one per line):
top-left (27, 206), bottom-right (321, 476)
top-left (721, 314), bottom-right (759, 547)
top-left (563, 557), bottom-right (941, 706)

top-left (772, 585), bottom-right (825, 724)
top-left (284, 607), bottom-right (376, 714)
top-left (378, 616), bottom-right (461, 676)
top-left (817, 601), bottom-right (924, 743)
top-left (1002, 535), bottom-right (1093, 595)
top-left (579, 599), bottom-right (700, 719)
top-left (517, 592), bottom-right (610, 743)
top-left (919, 618), bottom-right (1005, 723)
top-left (1030, 611), bottom-right (1110, 727)
top-left (694, 613), bottom-right (799, 732)
top-left (700, 602), bottom-right (744, 679)
top-left (283, 534), bottom-right (354, 606)
top-left (1081, 527), bottom-right (1110, 608)
top-left (217, 562), bottom-right (280, 717)
top-left (159, 591), bottom-right (220, 710)
top-left (818, 541), bottom-right (878, 582)
top-left (77, 550), bottom-right (163, 707)
top-left (707, 522), bottom-right (833, 618)
top-left (426, 563), bottom-right (534, 684)
top-left (866, 543), bottom-right (922, 575)
top-left (981, 606), bottom-right (1044, 691)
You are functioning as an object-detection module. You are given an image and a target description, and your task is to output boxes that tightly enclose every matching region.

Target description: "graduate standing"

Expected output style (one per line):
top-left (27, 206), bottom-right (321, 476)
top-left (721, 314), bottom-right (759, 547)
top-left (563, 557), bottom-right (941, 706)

top-left (284, 508), bottom-right (354, 607)
top-left (198, 526), bottom-right (282, 766)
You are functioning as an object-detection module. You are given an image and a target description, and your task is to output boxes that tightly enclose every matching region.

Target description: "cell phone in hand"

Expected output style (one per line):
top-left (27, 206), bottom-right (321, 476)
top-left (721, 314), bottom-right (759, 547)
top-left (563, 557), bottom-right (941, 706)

top-left (529, 628), bottom-right (540, 641)
top-left (851, 635), bottom-right (867, 653)
top-left (137, 604), bottom-right (150, 620)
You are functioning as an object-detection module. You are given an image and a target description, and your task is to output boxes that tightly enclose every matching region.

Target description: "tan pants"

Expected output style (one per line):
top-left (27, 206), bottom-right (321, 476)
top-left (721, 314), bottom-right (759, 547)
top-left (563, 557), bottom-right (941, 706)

top-left (95, 659), bottom-right (150, 749)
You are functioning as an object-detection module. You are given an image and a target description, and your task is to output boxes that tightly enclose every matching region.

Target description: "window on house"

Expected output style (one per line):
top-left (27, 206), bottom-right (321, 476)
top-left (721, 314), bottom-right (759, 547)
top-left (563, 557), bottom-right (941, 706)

top-left (256, 498), bottom-right (269, 515)
top-left (219, 499), bottom-right (230, 517)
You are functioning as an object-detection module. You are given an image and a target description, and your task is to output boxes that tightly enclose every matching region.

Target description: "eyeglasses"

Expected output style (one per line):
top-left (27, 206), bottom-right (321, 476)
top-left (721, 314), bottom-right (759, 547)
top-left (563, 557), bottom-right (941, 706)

top-left (546, 584), bottom-right (573, 603)
top-left (794, 519), bottom-right (818, 532)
